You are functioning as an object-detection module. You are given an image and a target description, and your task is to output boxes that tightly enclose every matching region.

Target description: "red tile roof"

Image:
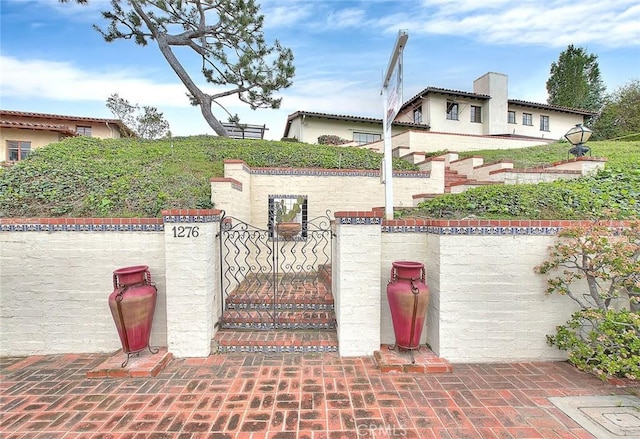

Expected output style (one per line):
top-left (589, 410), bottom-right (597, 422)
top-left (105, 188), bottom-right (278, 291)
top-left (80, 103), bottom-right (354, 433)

top-left (283, 111), bottom-right (430, 138)
top-left (0, 110), bottom-right (135, 136)
top-left (0, 120), bottom-right (77, 136)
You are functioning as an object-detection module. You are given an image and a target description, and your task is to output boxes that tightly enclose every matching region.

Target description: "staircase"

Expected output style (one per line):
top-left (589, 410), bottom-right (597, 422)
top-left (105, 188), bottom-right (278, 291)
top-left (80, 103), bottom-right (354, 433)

top-left (414, 165), bottom-right (486, 203)
top-left (213, 266), bottom-right (338, 354)
top-left (444, 167), bottom-right (468, 193)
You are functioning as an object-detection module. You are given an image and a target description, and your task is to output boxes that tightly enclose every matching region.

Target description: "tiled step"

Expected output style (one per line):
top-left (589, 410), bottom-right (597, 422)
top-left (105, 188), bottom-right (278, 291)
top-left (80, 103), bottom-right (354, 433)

top-left (226, 288), bottom-right (334, 309)
top-left (218, 269), bottom-right (338, 351)
top-left (220, 310), bottom-right (336, 330)
top-left (213, 329), bottom-right (338, 353)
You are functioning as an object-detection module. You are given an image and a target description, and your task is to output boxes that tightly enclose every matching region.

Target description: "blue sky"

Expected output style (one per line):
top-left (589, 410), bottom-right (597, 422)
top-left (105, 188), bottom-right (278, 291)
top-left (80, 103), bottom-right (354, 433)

top-left (1, 0), bottom-right (639, 140)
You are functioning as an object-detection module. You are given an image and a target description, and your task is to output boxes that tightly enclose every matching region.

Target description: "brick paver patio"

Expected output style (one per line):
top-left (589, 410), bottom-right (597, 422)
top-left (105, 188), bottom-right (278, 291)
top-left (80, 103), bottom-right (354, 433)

top-left (1, 352), bottom-right (636, 438)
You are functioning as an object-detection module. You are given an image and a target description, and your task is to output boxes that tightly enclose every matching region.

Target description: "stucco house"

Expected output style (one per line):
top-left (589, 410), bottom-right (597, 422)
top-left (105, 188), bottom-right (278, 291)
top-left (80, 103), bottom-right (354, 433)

top-left (0, 110), bottom-right (133, 163)
top-left (283, 72), bottom-right (596, 152)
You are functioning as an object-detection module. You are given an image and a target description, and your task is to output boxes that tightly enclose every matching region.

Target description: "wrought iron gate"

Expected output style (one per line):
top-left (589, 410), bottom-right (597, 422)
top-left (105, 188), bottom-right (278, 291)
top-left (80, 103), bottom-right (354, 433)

top-left (218, 211), bottom-right (334, 330)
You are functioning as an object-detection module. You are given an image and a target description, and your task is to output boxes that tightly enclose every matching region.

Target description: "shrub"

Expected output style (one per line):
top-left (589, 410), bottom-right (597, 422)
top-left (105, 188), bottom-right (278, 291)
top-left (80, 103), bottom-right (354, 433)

top-left (404, 167), bottom-right (640, 220)
top-left (547, 308), bottom-right (639, 380)
top-left (535, 222), bottom-right (640, 311)
top-left (317, 134), bottom-right (350, 145)
top-left (536, 221), bottom-right (640, 380)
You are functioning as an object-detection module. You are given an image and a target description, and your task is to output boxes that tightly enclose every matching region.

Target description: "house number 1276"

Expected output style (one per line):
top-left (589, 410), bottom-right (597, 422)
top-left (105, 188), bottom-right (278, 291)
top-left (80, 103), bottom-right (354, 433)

top-left (172, 226), bottom-right (200, 238)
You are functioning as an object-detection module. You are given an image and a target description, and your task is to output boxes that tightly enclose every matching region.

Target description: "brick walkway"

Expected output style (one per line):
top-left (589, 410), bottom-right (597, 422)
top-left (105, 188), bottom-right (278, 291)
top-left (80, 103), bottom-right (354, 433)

top-left (1, 352), bottom-right (636, 438)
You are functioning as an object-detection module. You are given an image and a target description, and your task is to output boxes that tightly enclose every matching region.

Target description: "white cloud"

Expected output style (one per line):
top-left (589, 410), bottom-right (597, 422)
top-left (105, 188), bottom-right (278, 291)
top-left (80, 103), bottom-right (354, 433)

top-left (0, 54), bottom-right (381, 140)
top-left (0, 55), bottom-right (188, 107)
top-left (261, 2), bottom-right (313, 28)
top-left (325, 8), bottom-right (367, 28)
top-left (256, 0), bottom-right (640, 48)
top-left (377, 0), bottom-right (640, 47)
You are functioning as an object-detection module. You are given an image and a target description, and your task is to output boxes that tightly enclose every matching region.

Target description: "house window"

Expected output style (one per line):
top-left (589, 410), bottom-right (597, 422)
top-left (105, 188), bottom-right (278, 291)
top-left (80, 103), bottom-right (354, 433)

top-left (413, 106), bottom-right (423, 124)
top-left (76, 125), bottom-right (92, 136)
top-left (268, 195), bottom-right (308, 240)
top-left (540, 115), bottom-right (550, 131)
top-left (508, 111), bottom-right (516, 124)
top-left (446, 101), bottom-right (459, 120)
top-left (7, 140), bottom-right (31, 161)
top-left (470, 106), bottom-right (482, 123)
top-left (353, 132), bottom-right (381, 145)
top-left (522, 113), bottom-right (533, 126)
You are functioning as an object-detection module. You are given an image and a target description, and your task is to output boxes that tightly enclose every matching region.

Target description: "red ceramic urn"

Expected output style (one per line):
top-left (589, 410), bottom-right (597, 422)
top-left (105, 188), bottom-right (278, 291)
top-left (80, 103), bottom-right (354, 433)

top-left (386, 261), bottom-right (429, 350)
top-left (108, 265), bottom-right (157, 362)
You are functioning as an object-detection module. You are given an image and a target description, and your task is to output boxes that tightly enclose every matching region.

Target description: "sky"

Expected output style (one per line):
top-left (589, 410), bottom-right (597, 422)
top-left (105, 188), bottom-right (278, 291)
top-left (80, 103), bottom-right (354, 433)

top-left (1, 0), bottom-right (639, 141)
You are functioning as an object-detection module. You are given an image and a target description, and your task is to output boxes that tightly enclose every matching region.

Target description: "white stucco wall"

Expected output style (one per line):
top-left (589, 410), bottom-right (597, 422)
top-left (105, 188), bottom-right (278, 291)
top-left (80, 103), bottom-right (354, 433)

top-left (507, 105), bottom-right (585, 140)
top-left (212, 161), bottom-right (441, 227)
top-left (426, 233), bottom-right (580, 363)
top-left (1, 212), bottom-right (624, 364)
top-left (332, 217), bottom-right (594, 362)
top-left (0, 227), bottom-right (167, 356)
top-left (285, 117), bottom-right (405, 144)
top-left (418, 95), bottom-right (488, 136)
top-left (211, 160), bottom-right (252, 222)
top-left (164, 213), bottom-right (220, 357)
top-left (367, 130), bottom-right (553, 155)
top-left (334, 217), bottom-right (382, 356)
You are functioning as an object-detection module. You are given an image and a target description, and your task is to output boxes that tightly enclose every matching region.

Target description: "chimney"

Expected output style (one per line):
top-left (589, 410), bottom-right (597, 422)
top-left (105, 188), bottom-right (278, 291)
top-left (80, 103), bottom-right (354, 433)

top-left (473, 72), bottom-right (508, 136)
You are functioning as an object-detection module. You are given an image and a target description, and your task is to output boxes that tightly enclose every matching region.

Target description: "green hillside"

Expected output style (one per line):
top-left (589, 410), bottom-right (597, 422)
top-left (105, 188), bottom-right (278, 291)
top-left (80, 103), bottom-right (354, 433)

top-left (458, 140), bottom-right (640, 169)
top-left (0, 136), bottom-right (416, 218)
top-left (406, 140), bottom-right (640, 220)
top-left (0, 136), bottom-right (637, 219)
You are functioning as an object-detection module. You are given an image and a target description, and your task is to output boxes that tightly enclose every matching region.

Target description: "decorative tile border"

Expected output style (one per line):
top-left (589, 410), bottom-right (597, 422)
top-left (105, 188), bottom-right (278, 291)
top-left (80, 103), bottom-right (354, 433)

top-left (382, 225), bottom-right (562, 235)
top-left (334, 211), bottom-right (384, 226)
top-left (250, 167), bottom-right (430, 179)
top-left (338, 217), bottom-right (383, 225)
top-left (162, 214), bottom-right (221, 223)
top-left (383, 219), bottom-right (632, 235)
top-left (161, 209), bottom-right (222, 224)
top-left (221, 322), bottom-right (337, 330)
top-left (0, 209), bottom-right (223, 232)
top-left (226, 303), bottom-right (334, 311)
top-left (216, 345), bottom-right (339, 354)
top-left (1, 223), bottom-right (164, 232)
top-left (0, 218), bottom-right (164, 232)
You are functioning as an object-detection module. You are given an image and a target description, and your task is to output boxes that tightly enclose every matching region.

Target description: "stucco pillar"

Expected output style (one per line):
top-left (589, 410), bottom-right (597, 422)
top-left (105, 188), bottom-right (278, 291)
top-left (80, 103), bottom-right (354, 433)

top-left (163, 209), bottom-right (221, 357)
top-left (333, 211), bottom-right (382, 356)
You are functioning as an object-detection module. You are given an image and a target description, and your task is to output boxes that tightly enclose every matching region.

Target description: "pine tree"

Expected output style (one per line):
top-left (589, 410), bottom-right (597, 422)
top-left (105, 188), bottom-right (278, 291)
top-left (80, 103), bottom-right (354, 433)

top-left (62, 0), bottom-right (294, 137)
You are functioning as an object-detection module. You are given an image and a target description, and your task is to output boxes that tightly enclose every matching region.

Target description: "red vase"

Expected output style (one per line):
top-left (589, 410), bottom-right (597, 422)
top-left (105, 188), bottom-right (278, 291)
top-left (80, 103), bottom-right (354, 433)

top-left (108, 265), bottom-right (157, 365)
top-left (386, 261), bottom-right (430, 350)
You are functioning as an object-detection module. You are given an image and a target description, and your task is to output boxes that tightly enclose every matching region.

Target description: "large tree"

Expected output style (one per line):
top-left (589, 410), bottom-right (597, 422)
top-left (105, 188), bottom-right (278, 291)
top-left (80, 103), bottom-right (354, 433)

top-left (63, 0), bottom-right (294, 137)
top-left (106, 93), bottom-right (170, 139)
top-left (591, 79), bottom-right (640, 140)
top-left (546, 45), bottom-right (605, 113)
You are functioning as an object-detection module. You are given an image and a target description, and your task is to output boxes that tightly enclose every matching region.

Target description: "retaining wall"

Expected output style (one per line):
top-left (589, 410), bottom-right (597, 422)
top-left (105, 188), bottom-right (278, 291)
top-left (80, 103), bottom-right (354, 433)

top-left (1, 212), bottom-right (628, 363)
